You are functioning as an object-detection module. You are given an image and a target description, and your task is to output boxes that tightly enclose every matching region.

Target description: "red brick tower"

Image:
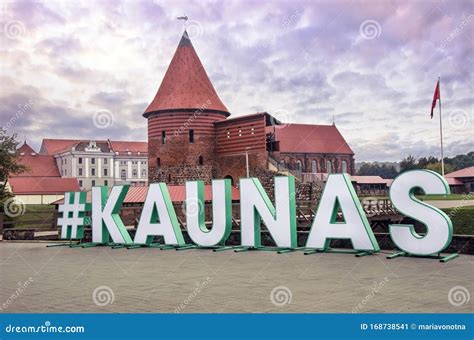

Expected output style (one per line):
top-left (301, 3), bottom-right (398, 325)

top-left (144, 30), bottom-right (230, 184)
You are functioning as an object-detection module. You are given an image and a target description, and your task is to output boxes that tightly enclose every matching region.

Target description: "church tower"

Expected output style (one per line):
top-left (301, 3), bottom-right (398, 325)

top-left (144, 30), bottom-right (230, 184)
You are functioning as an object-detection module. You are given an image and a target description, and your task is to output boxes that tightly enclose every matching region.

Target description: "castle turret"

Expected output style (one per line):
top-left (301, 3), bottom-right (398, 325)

top-left (144, 30), bottom-right (230, 184)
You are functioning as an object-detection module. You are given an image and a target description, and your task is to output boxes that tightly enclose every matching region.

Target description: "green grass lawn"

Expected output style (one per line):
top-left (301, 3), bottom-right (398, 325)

top-left (11, 204), bottom-right (56, 229)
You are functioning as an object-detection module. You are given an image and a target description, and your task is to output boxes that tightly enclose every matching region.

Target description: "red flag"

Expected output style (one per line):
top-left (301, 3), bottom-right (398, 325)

top-left (431, 80), bottom-right (440, 119)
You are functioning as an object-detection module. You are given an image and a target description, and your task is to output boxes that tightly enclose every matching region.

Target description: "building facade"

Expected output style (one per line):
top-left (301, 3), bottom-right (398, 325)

top-left (144, 30), bottom-right (355, 186)
top-left (40, 139), bottom-right (148, 190)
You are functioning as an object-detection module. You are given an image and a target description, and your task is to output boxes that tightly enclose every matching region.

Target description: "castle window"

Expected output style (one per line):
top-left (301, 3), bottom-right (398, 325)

top-left (189, 129), bottom-right (194, 143)
top-left (156, 157), bottom-right (160, 168)
top-left (78, 168), bottom-right (83, 176)
top-left (91, 158), bottom-right (95, 165)
top-left (78, 157), bottom-right (82, 164)
top-left (132, 169), bottom-right (137, 178)
top-left (161, 131), bottom-right (166, 144)
top-left (91, 168), bottom-right (96, 176)
top-left (142, 169), bottom-right (147, 177)
top-left (121, 169), bottom-right (126, 180)
top-left (326, 160), bottom-right (332, 173)
top-left (311, 160), bottom-right (318, 173)
top-left (103, 168), bottom-right (108, 176)
top-left (104, 180), bottom-right (108, 186)
top-left (226, 130), bottom-right (230, 138)
top-left (342, 160), bottom-right (348, 173)
top-left (198, 156), bottom-right (204, 165)
top-left (92, 180), bottom-right (96, 187)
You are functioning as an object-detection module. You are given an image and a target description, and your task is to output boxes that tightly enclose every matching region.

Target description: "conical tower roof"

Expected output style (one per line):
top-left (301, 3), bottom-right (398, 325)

top-left (143, 30), bottom-right (230, 117)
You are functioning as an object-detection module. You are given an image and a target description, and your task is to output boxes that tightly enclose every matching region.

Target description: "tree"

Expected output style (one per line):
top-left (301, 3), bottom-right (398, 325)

top-left (426, 162), bottom-right (455, 175)
top-left (357, 163), bottom-right (398, 179)
top-left (399, 155), bottom-right (419, 173)
top-left (0, 129), bottom-right (27, 201)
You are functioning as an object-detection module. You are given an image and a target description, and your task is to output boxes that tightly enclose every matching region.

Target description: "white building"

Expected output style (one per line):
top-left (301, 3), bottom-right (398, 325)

top-left (40, 139), bottom-right (148, 190)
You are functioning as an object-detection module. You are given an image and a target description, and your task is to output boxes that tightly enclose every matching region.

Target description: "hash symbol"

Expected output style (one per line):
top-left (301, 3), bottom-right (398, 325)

top-left (57, 192), bottom-right (87, 239)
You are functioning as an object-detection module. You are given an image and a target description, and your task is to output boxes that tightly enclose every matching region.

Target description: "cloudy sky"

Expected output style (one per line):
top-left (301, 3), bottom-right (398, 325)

top-left (1, 0), bottom-right (472, 161)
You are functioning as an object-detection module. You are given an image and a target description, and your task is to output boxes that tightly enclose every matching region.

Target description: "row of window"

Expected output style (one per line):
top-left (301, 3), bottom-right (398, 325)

top-left (62, 158), bottom-right (147, 166)
top-left (282, 159), bottom-right (348, 173)
top-left (76, 168), bottom-right (147, 178)
top-left (79, 179), bottom-right (108, 188)
top-left (159, 127), bottom-right (257, 145)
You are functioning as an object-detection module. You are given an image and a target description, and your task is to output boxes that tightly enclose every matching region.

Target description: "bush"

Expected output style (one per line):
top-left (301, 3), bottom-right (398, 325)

top-left (442, 206), bottom-right (474, 235)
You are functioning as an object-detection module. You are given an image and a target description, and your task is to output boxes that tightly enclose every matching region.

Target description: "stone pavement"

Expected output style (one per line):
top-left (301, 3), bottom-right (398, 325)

top-left (0, 242), bottom-right (472, 313)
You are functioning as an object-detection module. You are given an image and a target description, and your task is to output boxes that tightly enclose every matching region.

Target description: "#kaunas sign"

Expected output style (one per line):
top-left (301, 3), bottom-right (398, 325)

top-left (57, 170), bottom-right (453, 256)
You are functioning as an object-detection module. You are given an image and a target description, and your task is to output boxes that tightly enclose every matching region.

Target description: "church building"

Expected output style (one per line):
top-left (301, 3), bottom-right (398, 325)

top-left (144, 31), bottom-right (354, 186)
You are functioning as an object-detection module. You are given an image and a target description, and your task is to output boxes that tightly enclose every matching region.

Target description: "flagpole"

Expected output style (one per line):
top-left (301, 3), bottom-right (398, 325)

top-left (438, 77), bottom-right (445, 176)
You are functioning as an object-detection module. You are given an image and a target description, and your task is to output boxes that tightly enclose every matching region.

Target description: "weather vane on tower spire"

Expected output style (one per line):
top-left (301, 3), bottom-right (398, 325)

top-left (177, 15), bottom-right (188, 30)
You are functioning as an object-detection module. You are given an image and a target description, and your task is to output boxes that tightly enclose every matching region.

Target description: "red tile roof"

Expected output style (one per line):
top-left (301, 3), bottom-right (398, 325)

top-left (110, 141), bottom-right (147, 154)
top-left (53, 185), bottom-right (240, 204)
top-left (124, 185), bottom-right (240, 203)
top-left (17, 142), bottom-right (37, 155)
top-left (9, 177), bottom-right (80, 195)
top-left (13, 154), bottom-right (60, 177)
top-left (444, 177), bottom-right (464, 186)
top-left (40, 139), bottom-right (147, 155)
top-left (445, 166), bottom-right (474, 178)
top-left (144, 31), bottom-right (229, 117)
top-left (271, 124), bottom-right (354, 154)
top-left (40, 139), bottom-right (79, 155)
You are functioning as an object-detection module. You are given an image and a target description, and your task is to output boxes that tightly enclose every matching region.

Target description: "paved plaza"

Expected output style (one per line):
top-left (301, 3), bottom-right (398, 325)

top-left (0, 242), bottom-right (472, 313)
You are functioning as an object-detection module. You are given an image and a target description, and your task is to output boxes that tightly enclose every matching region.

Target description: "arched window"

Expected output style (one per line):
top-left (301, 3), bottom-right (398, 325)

top-left (156, 157), bottom-right (160, 168)
top-left (198, 156), bottom-right (203, 165)
top-left (311, 160), bottom-right (318, 173)
top-left (296, 160), bottom-right (302, 171)
top-left (120, 169), bottom-right (126, 180)
top-left (326, 160), bottom-right (332, 173)
top-left (342, 160), bottom-right (348, 173)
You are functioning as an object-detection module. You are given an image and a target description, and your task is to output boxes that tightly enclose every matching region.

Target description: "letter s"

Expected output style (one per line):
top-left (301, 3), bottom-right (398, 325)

top-left (389, 170), bottom-right (453, 255)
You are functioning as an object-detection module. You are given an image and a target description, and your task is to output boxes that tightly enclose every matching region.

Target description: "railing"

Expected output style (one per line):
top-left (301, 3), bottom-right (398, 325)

top-left (267, 154), bottom-right (302, 179)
